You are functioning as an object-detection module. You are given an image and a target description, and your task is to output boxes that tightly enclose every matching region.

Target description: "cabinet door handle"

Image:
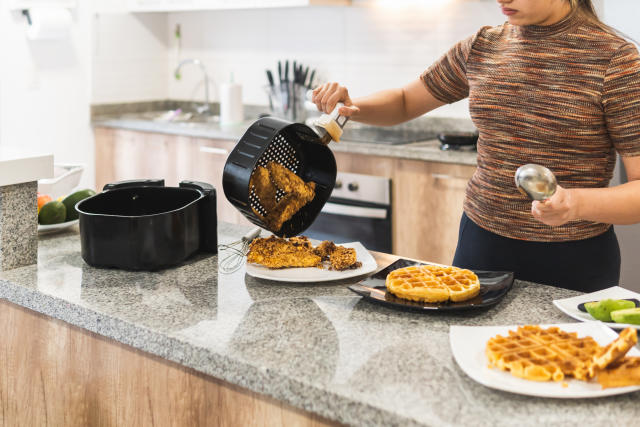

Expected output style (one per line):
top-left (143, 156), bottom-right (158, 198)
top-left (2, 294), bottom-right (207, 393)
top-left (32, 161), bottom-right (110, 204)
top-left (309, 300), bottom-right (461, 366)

top-left (431, 173), bottom-right (467, 181)
top-left (199, 146), bottom-right (229, 156)
top-left (321, 202), bottom-right (388, 219)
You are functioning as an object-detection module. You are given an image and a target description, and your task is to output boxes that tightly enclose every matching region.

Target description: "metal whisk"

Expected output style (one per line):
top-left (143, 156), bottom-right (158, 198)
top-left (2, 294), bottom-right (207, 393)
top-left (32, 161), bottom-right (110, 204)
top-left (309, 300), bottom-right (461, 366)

top-left (218, 228), bottom-right (261, 274)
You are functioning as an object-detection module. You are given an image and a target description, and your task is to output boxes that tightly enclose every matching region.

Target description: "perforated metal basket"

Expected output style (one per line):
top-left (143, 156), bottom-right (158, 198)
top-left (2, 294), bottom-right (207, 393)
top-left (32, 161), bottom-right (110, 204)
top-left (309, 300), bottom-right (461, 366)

top-left (222, 117), bottom-right (337, 237)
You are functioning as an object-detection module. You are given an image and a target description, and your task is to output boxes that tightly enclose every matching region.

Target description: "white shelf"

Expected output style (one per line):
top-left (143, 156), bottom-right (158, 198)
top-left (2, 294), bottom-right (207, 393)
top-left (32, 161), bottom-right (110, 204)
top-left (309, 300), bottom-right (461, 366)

top-left (0, 149), bottom-right (53, 187)
top-left (127, 0), bottom-right (349, 12)
top-left (9, 0), bottom-right (77, 10)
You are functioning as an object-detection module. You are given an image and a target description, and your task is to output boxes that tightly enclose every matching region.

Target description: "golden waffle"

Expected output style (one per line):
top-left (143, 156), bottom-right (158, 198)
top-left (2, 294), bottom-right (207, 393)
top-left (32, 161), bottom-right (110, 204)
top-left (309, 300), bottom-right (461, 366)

top-left (385, 265), bottom-right (480, 303)
top-left (592, 327), bottom-right (637, 372)
top-left (486, 326), bottom-right (602, 382)
top-left (598, 356), bottom-right (640, 389)
top-left (421, 265), bottom-right (481, 302)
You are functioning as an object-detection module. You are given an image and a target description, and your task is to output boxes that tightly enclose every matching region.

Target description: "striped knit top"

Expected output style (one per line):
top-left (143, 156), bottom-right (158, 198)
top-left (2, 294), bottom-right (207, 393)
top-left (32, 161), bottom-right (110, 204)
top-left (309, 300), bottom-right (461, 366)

top-left (421, 12), bottom-right (640, 242)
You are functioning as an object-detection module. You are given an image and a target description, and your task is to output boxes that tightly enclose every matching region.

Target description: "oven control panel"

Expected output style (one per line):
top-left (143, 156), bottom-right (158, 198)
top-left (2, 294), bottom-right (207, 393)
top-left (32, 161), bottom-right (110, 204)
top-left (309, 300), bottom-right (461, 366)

top-left (331, 172), bottom-right (390, 205)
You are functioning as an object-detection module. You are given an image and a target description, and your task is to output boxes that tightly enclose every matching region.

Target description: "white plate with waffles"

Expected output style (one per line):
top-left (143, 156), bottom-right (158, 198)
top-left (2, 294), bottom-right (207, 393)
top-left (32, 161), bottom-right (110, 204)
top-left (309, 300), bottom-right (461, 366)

top-left (553, 286), bottom-right (640, 330)
top-left (450, 322), bottom-right (640, 398)
top-left (245, 241), bottom-right (377, 282)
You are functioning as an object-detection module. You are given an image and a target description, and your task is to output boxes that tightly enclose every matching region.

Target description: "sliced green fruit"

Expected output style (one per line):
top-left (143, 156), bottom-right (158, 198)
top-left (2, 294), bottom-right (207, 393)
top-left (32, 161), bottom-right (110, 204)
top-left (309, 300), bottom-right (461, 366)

top-left (611, 308), bottom-right (640, 325)
top-left (584, 299), bottom-right (636, 322)
top-left (62, 189), bottom-right (96, 221)
top-left (38, 201), bottom-right (66, 225)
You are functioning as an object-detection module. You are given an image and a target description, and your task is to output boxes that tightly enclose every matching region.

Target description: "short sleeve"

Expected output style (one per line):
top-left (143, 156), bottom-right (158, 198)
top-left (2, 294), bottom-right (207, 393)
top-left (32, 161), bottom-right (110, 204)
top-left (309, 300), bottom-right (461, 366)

top-left (420, 28), bottom-right (485, 104)
top-left (603, 42), bottom-right (640, 157)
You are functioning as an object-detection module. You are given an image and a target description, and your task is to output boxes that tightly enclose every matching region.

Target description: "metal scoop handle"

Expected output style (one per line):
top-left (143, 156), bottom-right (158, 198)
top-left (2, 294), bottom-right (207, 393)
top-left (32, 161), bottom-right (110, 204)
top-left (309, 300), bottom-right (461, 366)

top-left (306, 90), bottom-right (350, 144)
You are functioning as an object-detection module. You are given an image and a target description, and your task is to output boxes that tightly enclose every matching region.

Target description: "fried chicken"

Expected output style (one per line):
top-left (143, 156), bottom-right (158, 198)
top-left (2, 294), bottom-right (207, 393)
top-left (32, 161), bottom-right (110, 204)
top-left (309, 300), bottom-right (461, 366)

top-left (266, 162), bottom-right (314, 200)
top-left (314, 240), bottom-right (337, 261)
top-left (248, 162), bottom-right (317, 232)
top-left (246, 236), bottom-right (362, 271)
top-left (265, 183), bottom-right (316, 232)
top-left (329, 246), bottom-right (362, 271)
top-left (249, 166), bottom-right (277, 211)
top-left (247, 236), bottom-right (321, 269)
top-left (289, 235), bottom-right (313, 249)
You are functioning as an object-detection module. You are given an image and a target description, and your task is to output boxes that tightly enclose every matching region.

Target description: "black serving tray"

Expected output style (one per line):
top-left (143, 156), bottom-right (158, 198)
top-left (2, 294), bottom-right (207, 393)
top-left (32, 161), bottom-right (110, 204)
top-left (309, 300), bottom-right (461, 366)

top-left (348, 258), bottom-right (514, 312)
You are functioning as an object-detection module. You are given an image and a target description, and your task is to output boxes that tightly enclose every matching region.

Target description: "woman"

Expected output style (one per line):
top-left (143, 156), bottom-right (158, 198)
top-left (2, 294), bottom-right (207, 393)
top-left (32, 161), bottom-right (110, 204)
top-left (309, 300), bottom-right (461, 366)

top-left (311, 0), bottom-right (640, 292)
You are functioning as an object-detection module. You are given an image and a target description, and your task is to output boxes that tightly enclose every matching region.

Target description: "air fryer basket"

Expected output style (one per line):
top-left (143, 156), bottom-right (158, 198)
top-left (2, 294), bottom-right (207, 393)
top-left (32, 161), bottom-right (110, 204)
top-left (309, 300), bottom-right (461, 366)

top-left (223, 116), bottom-right (337, 237)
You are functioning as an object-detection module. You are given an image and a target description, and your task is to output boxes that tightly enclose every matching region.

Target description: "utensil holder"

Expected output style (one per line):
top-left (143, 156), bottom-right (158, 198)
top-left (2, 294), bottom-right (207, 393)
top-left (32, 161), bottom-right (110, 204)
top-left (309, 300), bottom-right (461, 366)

top-left (264, 83), bottom-right (308, 123)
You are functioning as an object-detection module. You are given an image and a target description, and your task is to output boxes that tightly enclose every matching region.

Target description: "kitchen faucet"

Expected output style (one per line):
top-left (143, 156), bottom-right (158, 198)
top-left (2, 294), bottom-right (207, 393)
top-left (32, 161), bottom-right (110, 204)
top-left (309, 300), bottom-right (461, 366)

top-left (174, 59), bottom-right (211, 115)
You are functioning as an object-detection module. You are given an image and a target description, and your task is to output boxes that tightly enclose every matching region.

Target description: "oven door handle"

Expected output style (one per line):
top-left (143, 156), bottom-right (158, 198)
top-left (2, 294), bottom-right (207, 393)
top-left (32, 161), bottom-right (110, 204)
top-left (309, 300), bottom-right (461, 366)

top-left (321, 202), bottom-right (388, 219)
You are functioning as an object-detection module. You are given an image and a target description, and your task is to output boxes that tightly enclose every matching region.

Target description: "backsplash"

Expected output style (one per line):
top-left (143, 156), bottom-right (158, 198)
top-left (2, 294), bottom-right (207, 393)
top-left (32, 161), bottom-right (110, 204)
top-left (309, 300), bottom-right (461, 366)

top-left (166, 2), bottom-right (505, 118)
top-left (92, 12), bottom-right (169, 103)
top-left (91, 1), bottom-right (506, 118)
top-left (91, 0), bottom-right (631, 122)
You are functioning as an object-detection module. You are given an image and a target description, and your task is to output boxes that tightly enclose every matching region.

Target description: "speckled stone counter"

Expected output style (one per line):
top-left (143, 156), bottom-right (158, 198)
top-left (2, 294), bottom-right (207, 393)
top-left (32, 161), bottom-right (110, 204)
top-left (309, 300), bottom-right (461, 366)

top-left (0, 181), bottom-right (37, 270)
top-left (1, 223), bottom-right (638, 426)
top-left (92, 110), bottom-right (478, 166)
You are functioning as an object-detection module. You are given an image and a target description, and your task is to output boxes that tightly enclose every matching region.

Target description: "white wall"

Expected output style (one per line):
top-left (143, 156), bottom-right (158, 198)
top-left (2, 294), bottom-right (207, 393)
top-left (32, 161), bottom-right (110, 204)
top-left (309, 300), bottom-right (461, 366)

top-left (0, 1), bottom-right (94, 188)
top-left (166, 1), bottom-right (505, 118)
top-left (603, 0), bottom-right (640, 45)
top-left (92, 12), bottom-right (169, 103)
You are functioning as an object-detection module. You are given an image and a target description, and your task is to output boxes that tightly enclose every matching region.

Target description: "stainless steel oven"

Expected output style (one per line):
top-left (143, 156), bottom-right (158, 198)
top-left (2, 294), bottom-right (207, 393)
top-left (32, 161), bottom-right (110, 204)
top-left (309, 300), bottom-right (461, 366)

top-left (304, 172), bottom-right (392, 253)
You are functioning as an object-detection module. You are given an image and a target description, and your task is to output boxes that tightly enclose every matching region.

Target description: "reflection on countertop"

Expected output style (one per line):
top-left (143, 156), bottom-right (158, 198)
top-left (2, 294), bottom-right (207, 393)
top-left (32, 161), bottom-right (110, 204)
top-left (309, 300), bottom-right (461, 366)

top-left (91, 101), bottom-right (478, 166)
top-left (2, 223), bottom-right (638, 426)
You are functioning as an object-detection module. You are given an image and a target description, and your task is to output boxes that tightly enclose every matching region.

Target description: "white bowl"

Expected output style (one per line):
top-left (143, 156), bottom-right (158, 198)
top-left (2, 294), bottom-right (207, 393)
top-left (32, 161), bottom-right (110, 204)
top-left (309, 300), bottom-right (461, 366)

top-left (38, 164), bottom-right (83, 199)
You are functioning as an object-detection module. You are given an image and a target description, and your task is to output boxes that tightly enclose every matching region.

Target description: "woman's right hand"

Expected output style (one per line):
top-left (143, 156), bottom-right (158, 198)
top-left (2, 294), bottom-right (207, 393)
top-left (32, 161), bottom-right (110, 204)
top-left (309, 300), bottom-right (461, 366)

top-left (311, 82), bottom-right (360, 117)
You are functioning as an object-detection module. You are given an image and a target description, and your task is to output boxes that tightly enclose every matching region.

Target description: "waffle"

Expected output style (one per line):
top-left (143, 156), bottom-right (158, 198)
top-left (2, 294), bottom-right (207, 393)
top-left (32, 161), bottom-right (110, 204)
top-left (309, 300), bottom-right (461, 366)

top-left (486, 326), bottom-right (602, 382)
top-left (385, 265), bottom-right (480, 303)
top-left (598, 357), bottom-right (640, 389)
top-left (592, 327), bottom-right (637, 372)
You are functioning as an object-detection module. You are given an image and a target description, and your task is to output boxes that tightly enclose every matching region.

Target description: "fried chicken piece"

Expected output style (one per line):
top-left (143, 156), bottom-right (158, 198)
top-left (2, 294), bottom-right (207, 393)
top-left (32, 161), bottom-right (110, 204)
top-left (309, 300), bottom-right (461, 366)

top-left (314, 240), bottom-right (337, 261)
top-left (249, 166), bottom-right (277, 212)
top-left (329, 246), bottom-right (362, 271)
top-left (247, 236), bottom-right (321, 269)
top-left (265, 183), bottom-right (316, 232)
top-left (289, 235), bottom-right (313, 249)
top-left (266, 162), bottom-right (312, 196)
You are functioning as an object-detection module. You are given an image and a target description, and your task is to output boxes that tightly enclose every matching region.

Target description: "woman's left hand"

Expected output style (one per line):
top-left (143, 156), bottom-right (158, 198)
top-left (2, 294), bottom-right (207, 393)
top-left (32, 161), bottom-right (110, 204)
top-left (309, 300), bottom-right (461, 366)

top-left (531, 185), bottom-right (579, 226)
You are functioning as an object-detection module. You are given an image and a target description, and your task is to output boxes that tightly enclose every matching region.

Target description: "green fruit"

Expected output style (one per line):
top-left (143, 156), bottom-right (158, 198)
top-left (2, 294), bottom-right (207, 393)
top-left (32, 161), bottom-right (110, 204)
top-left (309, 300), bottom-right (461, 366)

top-left (611, 308), bottom-right (640, 325)
top-left (62, 189), bottom-right (96, 221)
top-left (585, 299), bottom-right (636, 322)
top-left (38, 201), bottom-right (66, 225)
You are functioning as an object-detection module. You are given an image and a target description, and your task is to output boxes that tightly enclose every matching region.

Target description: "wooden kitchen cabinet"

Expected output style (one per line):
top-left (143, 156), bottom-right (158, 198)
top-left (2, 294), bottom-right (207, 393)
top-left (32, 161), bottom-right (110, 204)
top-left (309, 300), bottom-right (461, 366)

top-left (334, 151), bottom-right (475, 265)
top-left (0, 300), bottom-right (336, 426)
top-left (94, 127), bottom-right (250, 226)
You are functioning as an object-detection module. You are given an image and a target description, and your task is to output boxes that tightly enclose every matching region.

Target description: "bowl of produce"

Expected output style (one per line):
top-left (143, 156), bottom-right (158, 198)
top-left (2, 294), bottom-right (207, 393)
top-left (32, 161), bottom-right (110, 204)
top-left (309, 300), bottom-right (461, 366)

top-left (38, 188), bottom-right (96, 234)
top-left (37, 164), bottom-right (84, 200)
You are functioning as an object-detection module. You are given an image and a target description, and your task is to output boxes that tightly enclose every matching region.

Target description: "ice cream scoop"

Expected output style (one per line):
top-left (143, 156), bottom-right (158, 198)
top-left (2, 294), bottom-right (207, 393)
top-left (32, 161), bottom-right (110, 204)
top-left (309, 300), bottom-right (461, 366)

top-left (515, 164), bottom-right (557, 201)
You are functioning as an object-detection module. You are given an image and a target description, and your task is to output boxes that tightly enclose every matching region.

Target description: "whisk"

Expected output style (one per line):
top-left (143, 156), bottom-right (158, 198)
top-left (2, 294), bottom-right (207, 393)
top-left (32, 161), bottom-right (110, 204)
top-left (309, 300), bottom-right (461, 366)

top-left (218, 227), bottom-right (262, 274)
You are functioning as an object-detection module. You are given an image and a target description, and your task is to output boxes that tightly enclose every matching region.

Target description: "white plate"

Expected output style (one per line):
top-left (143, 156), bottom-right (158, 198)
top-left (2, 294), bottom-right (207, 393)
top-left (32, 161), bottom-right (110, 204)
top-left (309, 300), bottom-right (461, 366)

top-left (38, 219), bottom-right (79, 234)
top-left (450, 321), bottom-right (640, 398)
top-left (245, 241), bottom-right (377, 282)
top-left (553, 286), bottom-right (640, 330)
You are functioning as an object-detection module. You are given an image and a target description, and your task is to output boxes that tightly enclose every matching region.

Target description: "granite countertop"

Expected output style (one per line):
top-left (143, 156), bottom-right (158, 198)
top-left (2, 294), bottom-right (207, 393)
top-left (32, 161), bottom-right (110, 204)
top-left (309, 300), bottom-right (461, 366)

top-left (92, 107), bottom-right (478, 167)
top-left (2, 223), bottom-right (638, 426)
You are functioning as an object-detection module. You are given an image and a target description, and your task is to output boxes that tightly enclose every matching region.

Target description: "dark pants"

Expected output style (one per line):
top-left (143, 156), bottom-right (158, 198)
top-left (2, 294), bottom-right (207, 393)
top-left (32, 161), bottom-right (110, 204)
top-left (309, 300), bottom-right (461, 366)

top-left (452, 212), bottom-right (621, 292)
